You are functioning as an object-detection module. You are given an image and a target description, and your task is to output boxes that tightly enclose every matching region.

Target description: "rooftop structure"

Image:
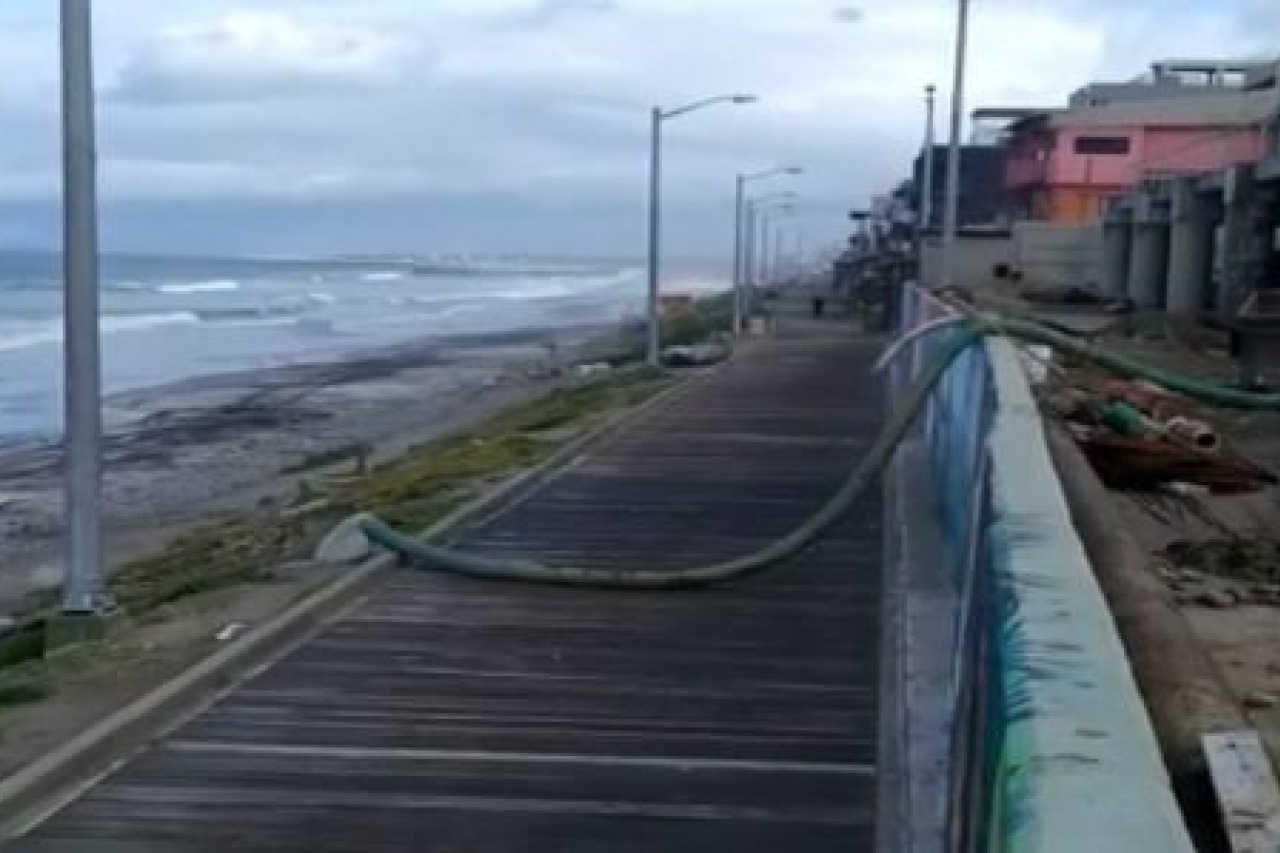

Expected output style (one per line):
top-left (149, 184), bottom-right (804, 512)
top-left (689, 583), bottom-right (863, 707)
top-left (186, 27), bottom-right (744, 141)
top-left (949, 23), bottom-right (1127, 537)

top-left (1071, 58), bottom-right (1274, 108)
top-left (1247, 58), bottom-right (1280, 92)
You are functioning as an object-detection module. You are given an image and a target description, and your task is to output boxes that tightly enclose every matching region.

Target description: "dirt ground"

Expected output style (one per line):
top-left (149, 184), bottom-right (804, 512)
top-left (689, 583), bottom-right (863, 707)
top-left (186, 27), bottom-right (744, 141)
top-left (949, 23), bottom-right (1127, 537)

top-left (1051, 321), bottom-right (1280, 763)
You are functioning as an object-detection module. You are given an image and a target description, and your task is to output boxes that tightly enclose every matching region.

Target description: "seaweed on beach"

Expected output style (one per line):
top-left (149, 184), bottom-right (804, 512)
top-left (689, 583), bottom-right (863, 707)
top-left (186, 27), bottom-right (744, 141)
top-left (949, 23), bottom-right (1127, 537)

top-left (0, 367), bottom-right (671, 703)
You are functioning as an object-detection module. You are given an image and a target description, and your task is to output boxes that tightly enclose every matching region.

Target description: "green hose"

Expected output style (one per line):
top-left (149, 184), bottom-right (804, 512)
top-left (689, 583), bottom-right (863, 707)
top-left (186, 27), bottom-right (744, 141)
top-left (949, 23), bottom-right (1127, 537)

top-left (359, 313), bottom-right (1280, 589)
top-left (359, 325), bottom-right (985, 589)
top-left (992, 317), bottom-right (1275, 409)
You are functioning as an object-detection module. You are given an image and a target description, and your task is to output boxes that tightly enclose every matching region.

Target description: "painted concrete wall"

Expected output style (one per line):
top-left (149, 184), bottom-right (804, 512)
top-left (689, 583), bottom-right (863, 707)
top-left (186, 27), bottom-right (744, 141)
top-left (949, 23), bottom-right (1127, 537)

top-left (1012, 222), bottom-right (1102, 287)
top-left (1137, 126), bottom-right (1264, 176)
top-left (919, 234), bottom-right (1014, 289)
top-left (893, 286), bottom-right (1198, 852)
top-left (1007, 124), bottom-right (1266, 223)
top-left (1018, 126), bottom-right (1264, 188)
top-left (917, 227), bottom-right (1098, 289)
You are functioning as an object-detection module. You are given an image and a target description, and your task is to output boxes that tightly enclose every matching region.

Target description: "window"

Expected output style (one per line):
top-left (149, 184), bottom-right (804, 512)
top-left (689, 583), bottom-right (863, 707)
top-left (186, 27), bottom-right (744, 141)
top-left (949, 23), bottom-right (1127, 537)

top-left (1074, 136), bottom-right (1130, 155)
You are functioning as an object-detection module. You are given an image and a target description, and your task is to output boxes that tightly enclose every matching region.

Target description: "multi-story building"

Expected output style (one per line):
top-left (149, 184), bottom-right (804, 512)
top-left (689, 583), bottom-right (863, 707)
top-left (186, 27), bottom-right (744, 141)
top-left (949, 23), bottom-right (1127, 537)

top-left (912, 144), bottom-right (1010, 230)
top-left (1002, 87), bottom-right (1277, 223)
top-left (1249, 59), bottom-right (1280, 173)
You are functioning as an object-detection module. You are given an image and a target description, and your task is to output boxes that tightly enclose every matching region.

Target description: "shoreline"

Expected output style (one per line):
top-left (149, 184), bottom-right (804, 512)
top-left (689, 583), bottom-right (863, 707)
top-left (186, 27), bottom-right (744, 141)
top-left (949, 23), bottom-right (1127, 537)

top-left (0, 320), bottom-right (630, 611)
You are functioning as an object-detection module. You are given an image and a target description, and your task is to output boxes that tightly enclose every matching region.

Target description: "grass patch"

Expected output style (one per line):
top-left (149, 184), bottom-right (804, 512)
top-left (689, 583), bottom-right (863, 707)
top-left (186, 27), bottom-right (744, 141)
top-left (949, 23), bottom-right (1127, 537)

top-left (664, 294), bottom-right (732, 348)
top-left (281, 442), bottom-right (371, 475)
top-left (0, 677), bottom-right (50, 709)
top-left (332, 369), bottom-right (669, 531)
top-left (608, 295), bottom-right (733, 366)
top-left (0, 626), bottom-right (44, 670)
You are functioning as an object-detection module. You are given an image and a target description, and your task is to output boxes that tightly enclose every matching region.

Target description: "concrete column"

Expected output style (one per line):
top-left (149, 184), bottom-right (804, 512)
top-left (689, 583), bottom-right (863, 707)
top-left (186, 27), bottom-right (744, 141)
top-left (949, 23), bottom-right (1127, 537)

top-left (1166, 178), bottom-right (1214, 320)
top-left (1126, 193), bottom-right (1171, 310)
top-left (1099, 209), bottom-right (1132, 298)
top-left (1216, 164), bottom-right (1259, 320)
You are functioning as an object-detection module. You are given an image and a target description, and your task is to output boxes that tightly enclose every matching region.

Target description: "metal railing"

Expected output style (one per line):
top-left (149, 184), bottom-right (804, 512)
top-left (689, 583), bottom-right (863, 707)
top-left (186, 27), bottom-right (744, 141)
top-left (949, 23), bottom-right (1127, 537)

top-left (886, 284), bottom-right (1196, 852)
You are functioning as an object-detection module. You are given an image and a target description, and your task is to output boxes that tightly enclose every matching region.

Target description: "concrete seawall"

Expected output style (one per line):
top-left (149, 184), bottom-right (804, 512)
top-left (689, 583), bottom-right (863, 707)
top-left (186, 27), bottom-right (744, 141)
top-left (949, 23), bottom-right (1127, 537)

top-left (883, 285), bottom-right (1195, 851)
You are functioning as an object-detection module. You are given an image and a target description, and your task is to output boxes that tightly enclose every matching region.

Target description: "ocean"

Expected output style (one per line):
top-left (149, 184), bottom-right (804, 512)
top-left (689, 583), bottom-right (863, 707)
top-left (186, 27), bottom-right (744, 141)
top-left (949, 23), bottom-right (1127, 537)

top-left (0, 251), bottom-right (721, 441)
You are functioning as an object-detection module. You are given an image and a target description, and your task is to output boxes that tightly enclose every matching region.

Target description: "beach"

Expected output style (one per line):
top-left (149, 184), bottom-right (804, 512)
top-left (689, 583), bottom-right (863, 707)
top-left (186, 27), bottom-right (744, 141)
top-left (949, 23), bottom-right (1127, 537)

top-left (0, 250), bottom-right (733, 613)
top-left (0, 322), bottom-right (632, 612)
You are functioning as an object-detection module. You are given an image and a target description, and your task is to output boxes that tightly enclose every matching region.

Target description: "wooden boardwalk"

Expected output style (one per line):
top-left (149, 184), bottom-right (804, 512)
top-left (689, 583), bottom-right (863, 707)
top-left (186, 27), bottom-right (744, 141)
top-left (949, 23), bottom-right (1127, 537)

top-left (9, 325), bottom-right (884, 852)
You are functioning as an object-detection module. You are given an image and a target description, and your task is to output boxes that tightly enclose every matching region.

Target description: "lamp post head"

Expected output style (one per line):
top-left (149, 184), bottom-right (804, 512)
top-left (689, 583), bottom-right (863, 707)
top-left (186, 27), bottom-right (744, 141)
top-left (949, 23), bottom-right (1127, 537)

top-left (731, 94), bottom-right (759, 105)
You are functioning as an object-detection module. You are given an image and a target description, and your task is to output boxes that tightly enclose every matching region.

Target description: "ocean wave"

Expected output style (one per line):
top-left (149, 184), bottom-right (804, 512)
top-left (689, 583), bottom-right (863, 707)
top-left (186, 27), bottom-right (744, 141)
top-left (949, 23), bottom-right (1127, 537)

top-left (412, 260), bottom-right (633, 279)
top-left (486, 269), bottom-right (639, 300)
top-left (293, 317), bottom-right (341, 336)
top-left (194, 294), bottom-right (324, 322)
top-left (364, 302), bottom-right (479, 326)
top-left (0, 311), bottom-right (200, 352)
top-left (388, 294), bottom-right (455, 308)
top-left (0, 279), bottom-right (58, 291)
top-left (360, 271), bottom-right (408, 283)
top-left (157, 280), bottom-right (241, 294)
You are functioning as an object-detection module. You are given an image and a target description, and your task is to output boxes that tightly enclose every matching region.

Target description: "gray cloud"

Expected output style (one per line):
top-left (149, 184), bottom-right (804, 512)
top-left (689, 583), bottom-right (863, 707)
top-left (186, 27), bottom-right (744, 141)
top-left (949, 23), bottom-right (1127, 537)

top-left (493, 0), bottom-right (621, 29)
top-left (110, 11), bottom-right (432, 105)
top-left (0, 0), bottom-right (1273, 259)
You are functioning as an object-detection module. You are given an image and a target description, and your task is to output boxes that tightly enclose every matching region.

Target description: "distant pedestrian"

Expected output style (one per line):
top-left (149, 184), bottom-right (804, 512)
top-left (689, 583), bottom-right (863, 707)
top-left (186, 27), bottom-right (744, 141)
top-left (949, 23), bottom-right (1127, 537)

top-left (812, 296), bottom-right (826, 318)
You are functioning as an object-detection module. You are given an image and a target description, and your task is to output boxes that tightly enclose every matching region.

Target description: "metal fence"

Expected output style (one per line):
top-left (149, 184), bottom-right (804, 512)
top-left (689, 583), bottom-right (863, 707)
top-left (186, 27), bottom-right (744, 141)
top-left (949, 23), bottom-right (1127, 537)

top-left (887, 284), bottom-right (1195, 852)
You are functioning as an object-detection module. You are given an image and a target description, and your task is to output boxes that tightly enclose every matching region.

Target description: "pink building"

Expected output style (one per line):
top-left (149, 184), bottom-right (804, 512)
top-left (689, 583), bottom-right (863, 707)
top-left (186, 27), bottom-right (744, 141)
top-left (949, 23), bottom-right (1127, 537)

top-left (1004, 90), bottom-right (1278, 223)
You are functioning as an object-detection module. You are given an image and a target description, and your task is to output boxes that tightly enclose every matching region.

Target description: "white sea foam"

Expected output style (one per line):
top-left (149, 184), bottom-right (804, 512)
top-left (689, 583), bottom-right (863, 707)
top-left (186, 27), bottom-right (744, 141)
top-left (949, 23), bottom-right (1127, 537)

top-left (0, 311), bottom-right (201, 352)
top-left (157, 280), bottom-right (241, 294)
top-left (360, 271), bottom-right (408, 283)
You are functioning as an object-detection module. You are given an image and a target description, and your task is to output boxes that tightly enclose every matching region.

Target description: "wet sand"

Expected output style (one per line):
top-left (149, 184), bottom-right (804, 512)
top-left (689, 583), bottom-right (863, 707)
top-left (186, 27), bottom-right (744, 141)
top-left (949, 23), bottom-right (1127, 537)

top-left (0, 323), bottom-right (626, 612)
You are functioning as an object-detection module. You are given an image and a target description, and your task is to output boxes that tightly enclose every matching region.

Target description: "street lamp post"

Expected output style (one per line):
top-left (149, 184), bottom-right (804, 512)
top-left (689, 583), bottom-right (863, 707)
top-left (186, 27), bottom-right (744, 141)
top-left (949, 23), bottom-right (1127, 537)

top-left (734, 166), bottom-right (802, 333)
top-left (759, 214), bottom-right (770, 285)
top-left (921, 85), bottom-right (937, 234)
top-left (60, 0), bottom-right (104, 616)
top-left (743, 193), bottom-right (797, 314)
top-left (760, 207), bottom-right (796, 286)
top-left (646, 94), bottom-right (757, 367)
top-left (772, 223), bottom-right (785, 283)
top-left (941, 0), bottom-right (971, 288)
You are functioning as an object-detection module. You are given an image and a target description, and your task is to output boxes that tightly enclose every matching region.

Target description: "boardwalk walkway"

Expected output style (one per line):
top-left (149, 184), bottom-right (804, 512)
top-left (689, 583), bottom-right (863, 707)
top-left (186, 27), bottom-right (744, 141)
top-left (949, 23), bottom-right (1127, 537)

top-left (9, 323), bottom-right (885, 852)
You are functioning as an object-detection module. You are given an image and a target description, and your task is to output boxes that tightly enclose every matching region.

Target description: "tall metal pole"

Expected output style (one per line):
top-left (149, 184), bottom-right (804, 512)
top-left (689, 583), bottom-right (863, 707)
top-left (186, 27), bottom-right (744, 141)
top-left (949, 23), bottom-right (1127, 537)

top-left (732, 175), bottom-right (745, 333)
top-left (921, 84), bottom-right (937, 233)
top-left (743, 202), bottom-right (756, 318)
top-left (940, 0), bottom-right (970, 288)
top-left (758, 213), bottom-right (770, 286)
top-left (772, 224), bottom-right (784, 284)
top-left (645, 106), bottom-right (662, 367)
top-left (60, 0), bottom-right (104, 614)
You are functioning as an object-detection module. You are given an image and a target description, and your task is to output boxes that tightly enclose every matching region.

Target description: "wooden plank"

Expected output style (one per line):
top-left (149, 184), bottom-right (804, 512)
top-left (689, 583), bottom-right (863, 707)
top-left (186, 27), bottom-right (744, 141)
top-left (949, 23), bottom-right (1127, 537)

top-left (1203, 730), bottom-right (1280, 853)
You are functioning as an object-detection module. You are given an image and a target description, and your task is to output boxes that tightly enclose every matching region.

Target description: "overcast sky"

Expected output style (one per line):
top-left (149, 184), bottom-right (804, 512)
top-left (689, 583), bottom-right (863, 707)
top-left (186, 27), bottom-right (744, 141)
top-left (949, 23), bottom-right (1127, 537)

top-left (0, 0), bottom-right (1275, 259)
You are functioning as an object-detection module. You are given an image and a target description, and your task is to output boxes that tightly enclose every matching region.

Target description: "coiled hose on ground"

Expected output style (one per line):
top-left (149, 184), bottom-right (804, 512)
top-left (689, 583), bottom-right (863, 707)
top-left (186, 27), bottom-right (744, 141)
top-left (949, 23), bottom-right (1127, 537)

top-left (358, 314), bottom-right (1280, 589)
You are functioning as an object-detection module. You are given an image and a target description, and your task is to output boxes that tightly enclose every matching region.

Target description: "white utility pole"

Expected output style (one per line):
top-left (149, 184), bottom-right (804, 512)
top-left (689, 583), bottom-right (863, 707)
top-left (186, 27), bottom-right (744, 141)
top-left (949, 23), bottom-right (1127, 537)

top-left (59, 0), bottom-right (105, 615)
top-left (941, 0), bottom-right (970, 288)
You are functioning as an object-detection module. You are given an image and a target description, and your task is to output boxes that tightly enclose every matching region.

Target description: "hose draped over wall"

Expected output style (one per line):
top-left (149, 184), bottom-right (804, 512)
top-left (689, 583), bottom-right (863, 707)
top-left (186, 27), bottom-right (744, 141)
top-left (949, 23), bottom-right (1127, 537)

top-left (359, 313), bottom-right (1280, 587)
